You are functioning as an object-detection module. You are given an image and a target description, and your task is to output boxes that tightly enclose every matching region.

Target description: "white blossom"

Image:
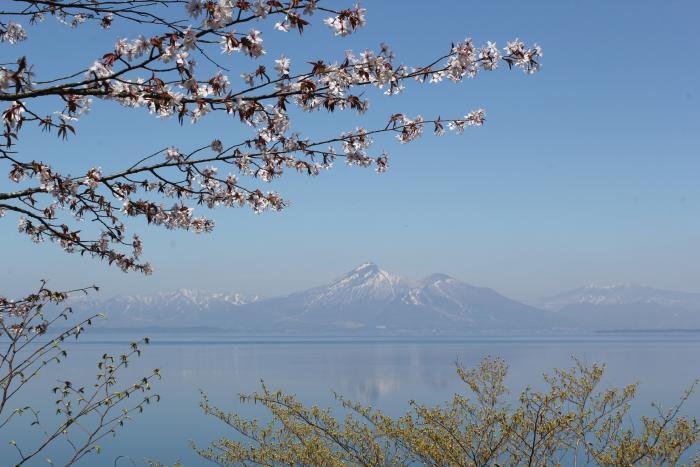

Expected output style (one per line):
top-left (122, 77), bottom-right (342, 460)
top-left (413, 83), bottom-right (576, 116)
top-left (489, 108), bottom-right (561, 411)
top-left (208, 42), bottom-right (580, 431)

top-left (70, 14), bottom-right (87, 28)
top-left (396, 115), bottom-right (424, 143)
top-left (479, 41), bottom-right (500, 70)
top-left (241, 73), bottom-right (254, 86)
top-left (186, 0), bottom-right (203, 18)
top-left (274, 20), bottom-right (291, 32)
top-left (83, 167), bottom-right (102, 189)
top-left (1, 22), bottom-right (27, 44)
top-left (165, 147), bottom-right (184, 163)
top-left (220, 32), bottom-right (238, 54)
top-left (86, 61), bottom-right (112, 78)
top-left (304, 1), bottom-right (318, 15)
top-left (324, 6), bottom-right (366, 36)
top-left (3, 102), bottom-right (24, 129)
top-left (208, 71), bottom-right (230, 95)
top-left (274, 56), bottom-right (291, 77)
top-left (242, 29), bottom-right (265, 57)
top-left (181, 27), bottom-right (198, 51)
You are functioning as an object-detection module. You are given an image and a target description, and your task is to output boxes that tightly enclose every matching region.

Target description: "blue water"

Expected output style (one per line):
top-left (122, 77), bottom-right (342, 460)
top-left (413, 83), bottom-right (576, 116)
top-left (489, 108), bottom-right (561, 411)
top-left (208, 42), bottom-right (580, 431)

top-left (2, 333), bottom-right (699, 465)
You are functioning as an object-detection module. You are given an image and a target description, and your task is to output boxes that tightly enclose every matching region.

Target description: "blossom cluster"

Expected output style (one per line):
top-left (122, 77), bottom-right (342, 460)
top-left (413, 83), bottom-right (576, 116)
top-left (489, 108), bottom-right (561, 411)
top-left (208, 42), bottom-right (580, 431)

top-left (0, 22), bottom-right (27, 44)
top-left (0, 1), bottom-right (541, 273)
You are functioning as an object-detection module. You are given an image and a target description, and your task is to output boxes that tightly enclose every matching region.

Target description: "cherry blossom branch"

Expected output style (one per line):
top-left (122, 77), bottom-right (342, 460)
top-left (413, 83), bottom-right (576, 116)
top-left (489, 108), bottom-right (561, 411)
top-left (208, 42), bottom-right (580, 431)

top-left (1, 0), bottom-right (542, 273)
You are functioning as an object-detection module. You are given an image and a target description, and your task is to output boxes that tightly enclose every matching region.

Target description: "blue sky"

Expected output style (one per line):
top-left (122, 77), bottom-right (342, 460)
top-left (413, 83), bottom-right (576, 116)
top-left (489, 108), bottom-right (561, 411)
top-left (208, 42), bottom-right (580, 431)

top-left (1, 1), bottom-right (699, 302)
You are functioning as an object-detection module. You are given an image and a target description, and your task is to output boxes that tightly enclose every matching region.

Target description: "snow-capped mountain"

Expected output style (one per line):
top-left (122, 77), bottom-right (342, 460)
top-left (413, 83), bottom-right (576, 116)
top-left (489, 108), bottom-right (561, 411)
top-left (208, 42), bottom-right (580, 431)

top-left (72, 266), bottom-right (700, 332)
top-left (72, 289), bottom-right (259, 328)
top-left (75, 263), bottom-right (554, 332)
top-left (539, 284), bottom-right (700, 310)
top-left (538, 284), bottom-right (700, 330)
top-left (401, 272), bottom-right (553, 328)
top-left (304, 262), bottom-right (414, 307)
top-left (229, 262), bottom-right (554, 332)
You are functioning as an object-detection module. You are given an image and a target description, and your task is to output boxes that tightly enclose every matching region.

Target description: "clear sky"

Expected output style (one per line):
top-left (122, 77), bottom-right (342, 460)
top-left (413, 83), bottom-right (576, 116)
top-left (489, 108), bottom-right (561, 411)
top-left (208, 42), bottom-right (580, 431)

top-left (1, 1), bottom-right (699, 303)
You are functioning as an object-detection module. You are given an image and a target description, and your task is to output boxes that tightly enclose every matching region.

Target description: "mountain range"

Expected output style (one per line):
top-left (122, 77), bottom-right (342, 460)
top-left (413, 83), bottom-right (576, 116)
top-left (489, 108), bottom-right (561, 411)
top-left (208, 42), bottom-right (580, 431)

top-left (538, 284), bottom-right (700, 330)
top-left (71, 263), bottom-right (700, 333)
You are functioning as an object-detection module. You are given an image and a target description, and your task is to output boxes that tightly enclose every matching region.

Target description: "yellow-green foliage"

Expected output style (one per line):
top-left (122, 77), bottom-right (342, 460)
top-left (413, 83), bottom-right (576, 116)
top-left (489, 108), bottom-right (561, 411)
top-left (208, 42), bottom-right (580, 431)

top-left (195, 357), bottom-right (699, 466)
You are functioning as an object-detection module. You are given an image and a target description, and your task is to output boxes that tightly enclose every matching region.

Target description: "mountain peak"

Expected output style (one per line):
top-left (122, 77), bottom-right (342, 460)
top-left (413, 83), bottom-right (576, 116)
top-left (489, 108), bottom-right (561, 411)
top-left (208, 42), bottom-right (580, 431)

top-left (301, 262), bottom-right (413, 306)
top-left (582, 282), bottom-right (638, 290)
top-left (422, 273), bottom-right (455, 284)
top-left (539, 283), bottom-right (700, 311)
top-left (352, 262), bottom-right (380, 273)
top-left (69, 265), bottom-right (700, 332)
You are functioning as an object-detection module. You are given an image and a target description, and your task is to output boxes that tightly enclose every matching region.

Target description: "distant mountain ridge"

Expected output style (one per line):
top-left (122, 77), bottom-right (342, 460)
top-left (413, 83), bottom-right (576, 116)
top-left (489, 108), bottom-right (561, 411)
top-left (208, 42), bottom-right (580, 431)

top-left (537, 284), bottom-right (700, 330)
top-left (226, 262), bottom-right (553, 333)
top-left (73, 289), bottom-right (259, 327)
top-left (538, 283), bottom-right (700, 310)
top-left (70, 264), bottom-right (700, 333)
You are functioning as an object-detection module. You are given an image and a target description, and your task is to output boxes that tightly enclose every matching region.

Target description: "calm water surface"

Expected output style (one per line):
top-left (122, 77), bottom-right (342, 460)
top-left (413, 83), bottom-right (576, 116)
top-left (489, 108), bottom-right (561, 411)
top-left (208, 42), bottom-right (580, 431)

top-left (3, 333), bottom-right (699, 465)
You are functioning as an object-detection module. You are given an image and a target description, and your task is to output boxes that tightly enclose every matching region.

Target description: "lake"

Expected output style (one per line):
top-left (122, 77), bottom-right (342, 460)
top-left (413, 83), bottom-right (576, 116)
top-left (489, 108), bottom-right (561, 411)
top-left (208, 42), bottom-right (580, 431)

top-left (3, 332), bottom-right (699, 465)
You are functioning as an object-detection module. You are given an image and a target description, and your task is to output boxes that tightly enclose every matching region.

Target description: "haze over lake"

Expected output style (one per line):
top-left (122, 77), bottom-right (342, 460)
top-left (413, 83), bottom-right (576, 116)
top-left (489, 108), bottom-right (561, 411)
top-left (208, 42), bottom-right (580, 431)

top-left (4, 332), bottom-right (698, 465)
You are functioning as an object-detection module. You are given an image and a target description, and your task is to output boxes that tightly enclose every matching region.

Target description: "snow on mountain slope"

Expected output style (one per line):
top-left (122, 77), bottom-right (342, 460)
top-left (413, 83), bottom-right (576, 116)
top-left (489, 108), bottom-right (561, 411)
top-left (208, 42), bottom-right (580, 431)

top-left (72, 289), bottom-right (258, 327)
top-left (72, 263), bottom-right (553, 332)
top-left (303, 262), bottom-right (414, 307)
top-left (200, 264), bottom-right (554, 332)
top-left (70, 265), bottom-right (700, 332)
top-left (537, 284), bottom-right (700, 330)
top-left (539, 284), bottom-right (700, 311)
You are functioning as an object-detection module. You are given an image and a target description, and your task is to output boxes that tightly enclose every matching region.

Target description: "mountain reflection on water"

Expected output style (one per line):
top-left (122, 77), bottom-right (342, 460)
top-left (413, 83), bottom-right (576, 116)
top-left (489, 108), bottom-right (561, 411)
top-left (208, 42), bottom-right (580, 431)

top-left (2, 332), bottom-right (698, 465)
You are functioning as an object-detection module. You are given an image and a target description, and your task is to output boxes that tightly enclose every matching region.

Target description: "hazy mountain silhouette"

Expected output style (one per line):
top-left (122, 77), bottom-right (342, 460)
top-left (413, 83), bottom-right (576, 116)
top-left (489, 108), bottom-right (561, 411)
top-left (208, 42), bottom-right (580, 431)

top-left (538, 284), bottom-right (700, 330)
top-left (72, 266), bottom-right (700, 333)
top-left (78, 263), bottom-right (552, 332)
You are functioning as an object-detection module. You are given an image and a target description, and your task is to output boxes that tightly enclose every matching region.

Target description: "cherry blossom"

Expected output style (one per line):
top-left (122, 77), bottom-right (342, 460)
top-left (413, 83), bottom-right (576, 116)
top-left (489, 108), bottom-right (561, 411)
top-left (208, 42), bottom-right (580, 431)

top-left (0, 22), bottom-right (27, 44)
top-left (0, 1), bottom-right (542, 274)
